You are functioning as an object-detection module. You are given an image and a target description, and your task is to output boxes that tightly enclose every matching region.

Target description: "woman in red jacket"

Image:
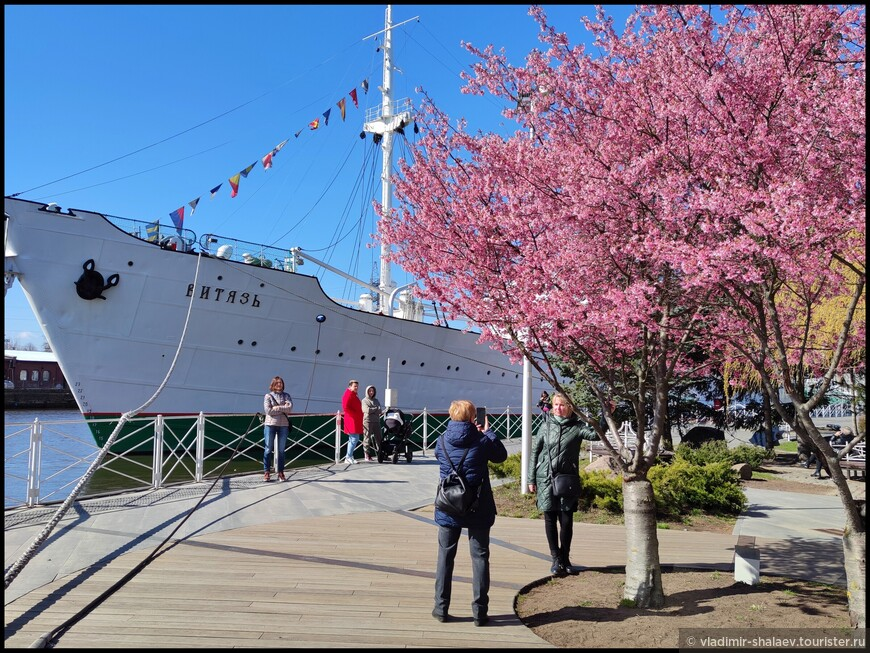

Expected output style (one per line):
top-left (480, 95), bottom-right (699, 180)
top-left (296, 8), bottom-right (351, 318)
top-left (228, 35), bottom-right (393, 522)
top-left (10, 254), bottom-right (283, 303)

top-left (341, 379), bottom-right (364, 464)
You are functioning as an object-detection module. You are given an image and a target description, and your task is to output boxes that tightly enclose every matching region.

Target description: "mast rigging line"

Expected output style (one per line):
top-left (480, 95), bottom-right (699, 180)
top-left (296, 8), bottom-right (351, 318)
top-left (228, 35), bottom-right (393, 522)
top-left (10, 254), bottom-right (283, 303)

top-left (4, 253), bottom-right (205, 592)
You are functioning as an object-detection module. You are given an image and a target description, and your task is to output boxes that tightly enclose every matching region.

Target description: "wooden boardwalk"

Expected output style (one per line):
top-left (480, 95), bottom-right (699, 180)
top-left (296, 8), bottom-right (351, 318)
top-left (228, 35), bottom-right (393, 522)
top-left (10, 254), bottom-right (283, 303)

top-left (4, 506), bottom-right (739, 648)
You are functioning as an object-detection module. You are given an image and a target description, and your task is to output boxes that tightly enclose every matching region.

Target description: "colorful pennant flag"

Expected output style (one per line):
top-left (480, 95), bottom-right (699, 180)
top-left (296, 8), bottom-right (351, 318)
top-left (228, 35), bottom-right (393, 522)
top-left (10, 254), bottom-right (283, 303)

top-left (295, 129), bottom-right (303, 138)
top-left (229, 173), bottom-right (241, 198)
top-left (169, 207), bottom-right (184, 233)
top-left (361, 78), bottom-right (369, 94)
top-left (146, 220), bottom-right (160, 243)
top-left (274, 139), bottom-right (288, 153)
top-left (322, 108), bottom-right (331, 126)
top-left (337, 97), bottom-right (347, 121)
top-left (350, 88), bottom-right (359, 108)
top-left (188, 198), bottom-right (200, 216)
top-left (210, 184), bottom-right (222, 199)
top-left (309, 118), bottom-right (320, 130)
top-left (262, 151), bottom-right (273, 170)
top-left (240, 162), bottom-right (256, 178)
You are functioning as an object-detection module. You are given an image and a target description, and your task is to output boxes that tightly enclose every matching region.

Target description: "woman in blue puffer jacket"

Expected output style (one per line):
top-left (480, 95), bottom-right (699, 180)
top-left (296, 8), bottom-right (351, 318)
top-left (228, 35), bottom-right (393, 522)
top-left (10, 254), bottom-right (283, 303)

top-left (432, 399), bottom-right (507, 627)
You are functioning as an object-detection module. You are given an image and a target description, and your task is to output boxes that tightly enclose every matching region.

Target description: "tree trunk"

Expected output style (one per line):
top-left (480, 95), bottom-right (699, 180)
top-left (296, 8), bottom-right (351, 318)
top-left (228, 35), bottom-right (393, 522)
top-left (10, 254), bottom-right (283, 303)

top-left (842, 517), bottom-right (866, 628)
top-left (622, 478), bottom-right (664, 608)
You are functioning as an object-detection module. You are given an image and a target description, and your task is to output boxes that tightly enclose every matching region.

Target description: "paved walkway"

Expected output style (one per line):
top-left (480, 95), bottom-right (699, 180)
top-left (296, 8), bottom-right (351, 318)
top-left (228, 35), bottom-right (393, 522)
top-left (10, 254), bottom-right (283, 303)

top-left (4, 442), bottom-right (856, 648)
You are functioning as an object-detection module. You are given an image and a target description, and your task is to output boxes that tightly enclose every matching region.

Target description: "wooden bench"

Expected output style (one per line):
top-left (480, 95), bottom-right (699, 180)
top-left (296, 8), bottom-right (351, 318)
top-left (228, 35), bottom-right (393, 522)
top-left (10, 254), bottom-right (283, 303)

top-left (839, 442), bottom-right (865, 480)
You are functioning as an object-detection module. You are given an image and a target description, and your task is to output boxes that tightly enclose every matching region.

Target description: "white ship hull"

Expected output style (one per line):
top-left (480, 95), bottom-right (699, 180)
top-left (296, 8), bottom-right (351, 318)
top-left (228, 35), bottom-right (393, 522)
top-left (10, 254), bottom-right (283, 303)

top-left (5, 198), bottom-right (537, 433)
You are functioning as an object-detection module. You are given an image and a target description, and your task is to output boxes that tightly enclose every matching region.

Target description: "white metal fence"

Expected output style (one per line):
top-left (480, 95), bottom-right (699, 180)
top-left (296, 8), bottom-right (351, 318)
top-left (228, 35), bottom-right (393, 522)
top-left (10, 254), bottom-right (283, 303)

top-left (5, 406), bottom-right (540, 510)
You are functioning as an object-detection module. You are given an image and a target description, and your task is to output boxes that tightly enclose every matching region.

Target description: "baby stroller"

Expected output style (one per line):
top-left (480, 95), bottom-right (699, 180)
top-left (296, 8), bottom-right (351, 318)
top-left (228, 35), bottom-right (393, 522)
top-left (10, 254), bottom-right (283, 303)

top-left (378, 407), bottom-right (413, 464)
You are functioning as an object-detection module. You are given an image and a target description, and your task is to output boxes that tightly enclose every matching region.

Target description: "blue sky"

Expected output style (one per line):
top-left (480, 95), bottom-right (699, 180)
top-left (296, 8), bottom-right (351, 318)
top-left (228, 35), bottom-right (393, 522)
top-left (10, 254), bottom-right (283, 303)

top-left (4, 4), bottom-right (635, 348)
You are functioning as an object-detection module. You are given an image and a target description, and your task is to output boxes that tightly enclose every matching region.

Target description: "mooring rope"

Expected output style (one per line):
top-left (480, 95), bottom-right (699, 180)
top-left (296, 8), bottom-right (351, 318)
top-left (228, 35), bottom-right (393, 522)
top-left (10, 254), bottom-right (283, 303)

top-left (28, 413), bottom-right (260, 648)
top-left (4, 252), bottom-right (204, 591)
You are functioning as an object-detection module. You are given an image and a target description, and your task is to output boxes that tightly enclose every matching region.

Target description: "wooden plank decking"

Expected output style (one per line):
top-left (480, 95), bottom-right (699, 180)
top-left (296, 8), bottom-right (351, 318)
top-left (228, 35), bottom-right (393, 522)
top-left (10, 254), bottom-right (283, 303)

top-left (4, 508), bottom-right (738, 648)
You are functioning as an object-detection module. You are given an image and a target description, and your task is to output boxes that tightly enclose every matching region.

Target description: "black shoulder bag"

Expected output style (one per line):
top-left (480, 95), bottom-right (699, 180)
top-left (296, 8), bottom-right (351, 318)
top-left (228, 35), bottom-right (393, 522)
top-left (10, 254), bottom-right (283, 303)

top-left (434, 435), bottom-right (482, 518)
top-left (550, 425), bottom-right (581, 499)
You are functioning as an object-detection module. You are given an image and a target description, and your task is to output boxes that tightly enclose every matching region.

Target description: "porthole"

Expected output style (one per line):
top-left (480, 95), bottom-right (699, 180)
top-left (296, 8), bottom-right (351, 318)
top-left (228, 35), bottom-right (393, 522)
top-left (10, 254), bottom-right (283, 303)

top-left (315, 349), bottom-right (321, 355)
top-left (360, 355), bottom-right (366, 360)
top-left (401, 360), bottom-right (407, 365)
top-left (447, 366), bottom-right (451, 370)
top-left (238, 340), bottom-right (243, 345)
top-left (127, 261), bottom-right (133, 267)
top-left (371, 356), bottom-right (376, 362)
top-left (259, 282), bottom-right (265, 288)
top-left (420, 362), bottom-right (424, 367)
top-left (486, 370), bottom-right (491, 375)
top-left (455, 367), bottom-right (459, 372)
top-left (338, 352), bottom-right (344, 357)
top-left (251, 341), bottom-right (257, 347)
top-left (218, 276), bottom-right (223, 281)
top-left (501, 372), bottom-right (505, 377)
top-left (291, 346), bottom-right (296, 352)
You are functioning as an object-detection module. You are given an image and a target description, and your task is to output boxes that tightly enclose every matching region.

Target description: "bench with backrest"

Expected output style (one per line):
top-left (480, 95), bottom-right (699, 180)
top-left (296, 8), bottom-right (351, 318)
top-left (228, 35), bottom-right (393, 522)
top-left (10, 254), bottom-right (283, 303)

top-left (838, 441), bottom-right (865, 480)
top-left (587, 423), bottom-right (636, 461)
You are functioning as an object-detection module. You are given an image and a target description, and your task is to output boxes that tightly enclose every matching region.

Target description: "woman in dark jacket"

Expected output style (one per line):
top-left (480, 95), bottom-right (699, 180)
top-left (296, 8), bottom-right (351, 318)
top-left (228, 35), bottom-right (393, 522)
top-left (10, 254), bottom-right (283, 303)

top-left (433, 399), bottom-right (507, 627)
top-left (527, 391), bottom-right (598, 577)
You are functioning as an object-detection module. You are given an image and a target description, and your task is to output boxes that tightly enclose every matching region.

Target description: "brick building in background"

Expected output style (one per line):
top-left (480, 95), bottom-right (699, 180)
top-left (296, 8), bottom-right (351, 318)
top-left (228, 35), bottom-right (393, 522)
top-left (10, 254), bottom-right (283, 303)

top-left (4, 350), bottom-right (68, 390)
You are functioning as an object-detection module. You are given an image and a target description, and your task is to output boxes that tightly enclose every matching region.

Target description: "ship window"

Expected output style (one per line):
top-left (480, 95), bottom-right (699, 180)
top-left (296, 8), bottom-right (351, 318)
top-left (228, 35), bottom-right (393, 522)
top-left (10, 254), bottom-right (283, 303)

top-left (486, 370), bottom-right (491, 375)
top-left (315, 349), bottom-right (320, 355)
top-left (238, 340), bottom-right (243, 345)
top-left (31, 370), bottom-right (39, 382)
top-left (447, 366), bottom-right (451, 370)
top-left (501, 372), bottom-right (505, 377)
top-left (338, 352), bottom-right (344, 357)
top-left (19, 370), bottom-right (26, 382)
top-left (291, 346), bottom-right (296, 351)
top-left (371, 356), bottom-right (376, 361)
top-left (43, 371), bottom-right (50, 382)
top-left (360, 355), bottom-right (366, 360)
top-left (401, 360), bottom-right (407, 365)
top-left (419, 362), bottom-right (424, 367)
top-left (455, 367), bottom-right (459, 371)
top-left (251, 341), bottom-right (257, 347)
top-left (218, 276), bottom-right (223, 281)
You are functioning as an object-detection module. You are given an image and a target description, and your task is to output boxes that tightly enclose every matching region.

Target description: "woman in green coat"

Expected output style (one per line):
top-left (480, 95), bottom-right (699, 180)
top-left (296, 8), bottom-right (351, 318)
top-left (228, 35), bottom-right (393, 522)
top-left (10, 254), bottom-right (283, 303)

top-left (527, 392), bottom-right (598, 577)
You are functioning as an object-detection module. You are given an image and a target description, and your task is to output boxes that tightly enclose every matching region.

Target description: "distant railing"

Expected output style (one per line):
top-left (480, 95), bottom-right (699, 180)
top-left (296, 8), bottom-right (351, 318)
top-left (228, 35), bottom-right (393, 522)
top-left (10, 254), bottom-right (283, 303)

top-left (809, 405), bottom-right (855, 418)
top-left (4, 406), bottom-right (543, 510)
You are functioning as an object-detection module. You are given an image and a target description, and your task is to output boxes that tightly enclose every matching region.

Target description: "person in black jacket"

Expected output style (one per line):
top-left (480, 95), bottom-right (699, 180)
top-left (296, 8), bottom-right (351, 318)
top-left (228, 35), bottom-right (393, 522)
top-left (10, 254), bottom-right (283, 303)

top-left (527, 391), bottom-right (598, 577)
top-left (432, 399), bottom-right (507, 627)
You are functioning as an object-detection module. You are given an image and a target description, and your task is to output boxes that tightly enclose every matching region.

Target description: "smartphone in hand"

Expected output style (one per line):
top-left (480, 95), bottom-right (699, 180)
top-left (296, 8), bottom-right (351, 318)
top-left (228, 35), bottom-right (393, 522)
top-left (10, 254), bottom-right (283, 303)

top-left (476, 406), bottom-right (487, 427)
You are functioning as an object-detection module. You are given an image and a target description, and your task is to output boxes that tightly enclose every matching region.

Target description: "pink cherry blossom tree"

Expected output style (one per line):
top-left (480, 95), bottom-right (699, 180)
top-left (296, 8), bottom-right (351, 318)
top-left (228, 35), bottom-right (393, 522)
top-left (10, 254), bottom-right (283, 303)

top-left (380, 4), bottom-right (865, 617)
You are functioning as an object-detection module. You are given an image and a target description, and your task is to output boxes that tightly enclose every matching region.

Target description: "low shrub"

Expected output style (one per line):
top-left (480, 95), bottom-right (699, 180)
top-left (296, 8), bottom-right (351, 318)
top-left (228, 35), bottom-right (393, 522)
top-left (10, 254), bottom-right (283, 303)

top-left (490, 452), bottom-right (522, 479)
top-left (648, 459), bottom-right (747, 517)
top-left (728, 444), bottom-right (766, 469)
top-left (579, 470), bottom-right (623, 513)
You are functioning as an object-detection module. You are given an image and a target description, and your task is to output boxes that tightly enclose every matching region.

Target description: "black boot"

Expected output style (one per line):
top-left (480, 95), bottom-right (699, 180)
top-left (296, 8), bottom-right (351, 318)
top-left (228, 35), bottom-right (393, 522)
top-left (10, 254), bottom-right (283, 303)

top-left (560, 550), bottom-right (580, 575)
top-left (550, 553), bottom-right (566, 577)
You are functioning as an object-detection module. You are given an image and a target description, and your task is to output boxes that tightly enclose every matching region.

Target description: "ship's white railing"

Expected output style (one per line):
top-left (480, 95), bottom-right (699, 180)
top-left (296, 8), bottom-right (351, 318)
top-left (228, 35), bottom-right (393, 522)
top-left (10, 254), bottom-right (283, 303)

top-left (4, 406), bottom-right (540, 510)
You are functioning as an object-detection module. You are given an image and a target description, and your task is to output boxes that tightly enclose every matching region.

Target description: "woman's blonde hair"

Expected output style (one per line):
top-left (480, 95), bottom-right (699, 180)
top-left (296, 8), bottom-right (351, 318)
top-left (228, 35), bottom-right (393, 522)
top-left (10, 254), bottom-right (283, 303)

top-left (449, 399), bottom-right (476, 422)
top-left (550, 392), bottom-right (575, 415)
top-left (269, 376), bottom-right (285, 392)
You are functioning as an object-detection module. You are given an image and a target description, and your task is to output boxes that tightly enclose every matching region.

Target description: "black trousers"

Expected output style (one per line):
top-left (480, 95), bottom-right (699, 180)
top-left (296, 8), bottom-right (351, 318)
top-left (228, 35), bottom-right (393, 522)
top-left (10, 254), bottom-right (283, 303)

top-left (543, 510), bottom-right (574, 556)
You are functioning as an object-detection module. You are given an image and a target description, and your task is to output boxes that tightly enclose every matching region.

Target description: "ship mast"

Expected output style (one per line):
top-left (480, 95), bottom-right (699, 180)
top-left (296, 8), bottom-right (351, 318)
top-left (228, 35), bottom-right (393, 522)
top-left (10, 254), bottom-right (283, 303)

top-left (363, 5), bottom-right (413, 314)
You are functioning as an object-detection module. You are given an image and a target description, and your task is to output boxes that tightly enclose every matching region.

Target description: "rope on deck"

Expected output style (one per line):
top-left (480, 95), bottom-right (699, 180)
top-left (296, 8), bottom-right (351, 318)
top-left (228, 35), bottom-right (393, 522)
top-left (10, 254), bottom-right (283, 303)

top-left (4, 252), bottom-right (205, 593)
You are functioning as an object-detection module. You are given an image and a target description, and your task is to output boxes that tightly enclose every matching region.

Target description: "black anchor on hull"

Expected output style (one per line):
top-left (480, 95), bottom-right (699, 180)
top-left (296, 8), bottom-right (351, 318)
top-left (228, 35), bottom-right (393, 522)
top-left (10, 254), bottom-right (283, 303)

top-left (74, 259), bottom-right (119, 300)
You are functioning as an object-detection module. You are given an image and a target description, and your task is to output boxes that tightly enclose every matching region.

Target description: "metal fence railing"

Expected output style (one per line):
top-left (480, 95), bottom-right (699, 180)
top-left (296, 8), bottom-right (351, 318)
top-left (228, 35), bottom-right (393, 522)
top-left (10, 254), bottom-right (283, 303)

top-left (5, 406), bottom-right (544, 510)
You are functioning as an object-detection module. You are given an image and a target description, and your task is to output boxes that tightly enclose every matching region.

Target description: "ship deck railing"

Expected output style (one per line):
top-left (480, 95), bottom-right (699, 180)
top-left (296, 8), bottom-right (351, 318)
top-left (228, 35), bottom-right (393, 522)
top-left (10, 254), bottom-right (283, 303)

top-left (4, 406), bottom-right (544, 510)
